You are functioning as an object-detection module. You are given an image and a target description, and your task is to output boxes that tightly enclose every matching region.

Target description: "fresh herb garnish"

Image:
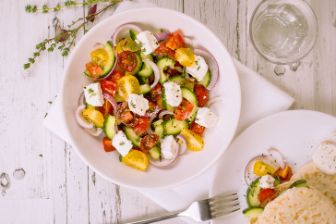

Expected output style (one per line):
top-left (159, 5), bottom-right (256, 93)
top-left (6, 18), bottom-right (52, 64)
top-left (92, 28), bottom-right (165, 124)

top-left (130, 100), bottom-right (136, 108)
top-left (24, 0), bottom-right (122, 70)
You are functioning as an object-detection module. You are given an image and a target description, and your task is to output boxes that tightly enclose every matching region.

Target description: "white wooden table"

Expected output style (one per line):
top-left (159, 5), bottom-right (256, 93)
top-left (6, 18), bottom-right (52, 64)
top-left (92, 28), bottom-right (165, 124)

top-left (0, 0), bottom-right (335, 223)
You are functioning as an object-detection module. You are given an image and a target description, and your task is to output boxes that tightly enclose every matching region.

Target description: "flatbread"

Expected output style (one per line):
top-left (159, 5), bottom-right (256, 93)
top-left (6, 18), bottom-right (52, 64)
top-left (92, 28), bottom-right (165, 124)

top-left (256, 187), bottom-right (336, 224)
top-left (291, 161), bottom-right (336, 206)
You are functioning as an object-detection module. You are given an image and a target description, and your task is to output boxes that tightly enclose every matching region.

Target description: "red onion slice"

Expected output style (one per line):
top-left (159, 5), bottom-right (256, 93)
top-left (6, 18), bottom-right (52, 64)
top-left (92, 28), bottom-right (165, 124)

top-left (112, 23), bottom-right (142, 46)
top-left (207, 96), bottom-right (224, 107)
top-left (143, 59), bottom-right (160, 89)
top-left (267, 147), bottom-right (286, 169)
top-left (183, 36), bottom-right (194, 47)
top-left (75, 105), bottom-right (94, 129)
top-left (93, 42), bottom-right (105, 49)
top-left (154, 31), bottom-right (170, 41)
top-left (86, 127), bottom-right (103, 137)
top-left (150, 145), bottom-right (180, 168)
top-left (194, 49), bottom-right (219, 90)
top-left (159, 110), bottom-right (174, 119)
top-left (177, 135), bottom-right (187, 155)
top-left (103, 93), bottom-right (118, 115)
top-left (78, 92), bottom-right (85, 106)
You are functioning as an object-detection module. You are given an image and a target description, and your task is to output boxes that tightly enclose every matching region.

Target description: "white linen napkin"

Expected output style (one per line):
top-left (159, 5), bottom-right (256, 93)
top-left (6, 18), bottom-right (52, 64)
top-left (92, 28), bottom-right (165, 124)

top-left (43, 0), bottom-right (294, 214)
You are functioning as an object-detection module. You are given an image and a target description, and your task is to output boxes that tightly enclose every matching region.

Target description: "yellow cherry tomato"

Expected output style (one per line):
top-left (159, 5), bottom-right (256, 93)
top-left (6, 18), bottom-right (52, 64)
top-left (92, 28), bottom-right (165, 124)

top-left (122, 150), bottom-right (149, 171)
top-left (175, 48), bottom-right (195, 67)
top-left (116, 36), bottom-right (140, 54)
top-left (90, 48), bottom-right (109, 67)
top-left (82, 107), bottom-right (104, 128)
top-left (253, 161), bottom-right (277, 176)
top-left (117, 75), bottom-right (140, 101)
top-left (180, 129), bottom-right (204, 151)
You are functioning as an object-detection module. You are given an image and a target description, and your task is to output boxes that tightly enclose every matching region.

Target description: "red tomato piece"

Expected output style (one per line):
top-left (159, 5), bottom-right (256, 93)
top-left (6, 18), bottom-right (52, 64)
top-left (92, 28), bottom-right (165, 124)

top-left (150, 83), bottom-right (163, 101)
top-left (190, 122), bottom-right (205, 136)
top-left (108, 70), bottom-right (124, 83)
top-left (100, 80), bottom-right (117, 97)
top-left (140, 134), bottom-right (159, 151)
top-left (174, 99), bottom-right (194, 121)
top-left (259, 188), bottom-right (277, 206)
top-left (98, 100), bottom-right (113, 116)
top-left (194, 84), bottom-right (209, 107)
top-left (117, 51), bottom-right (139, 72)
top-left (86, 62), bottom-right (103, 77)
top-left (102, 137), bottom-right (116, 152)
top-left (154, 43), bottom-right (176, 59)
top-left (165, 31), bottom-right (186, 50)
top-left (133, 116), bottom-right (151, 136)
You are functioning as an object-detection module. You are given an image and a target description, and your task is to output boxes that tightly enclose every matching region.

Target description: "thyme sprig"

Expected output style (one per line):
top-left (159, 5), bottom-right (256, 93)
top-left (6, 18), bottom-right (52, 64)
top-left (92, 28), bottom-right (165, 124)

top-left (25, 0), bottom-right (120, 13)
top-left (24, 0), bottom-right (121, 70)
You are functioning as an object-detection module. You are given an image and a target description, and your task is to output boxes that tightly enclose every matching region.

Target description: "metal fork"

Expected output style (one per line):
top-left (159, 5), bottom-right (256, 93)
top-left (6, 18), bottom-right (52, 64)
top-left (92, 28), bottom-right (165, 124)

top-left (125, 191), bottom-right (240, 223)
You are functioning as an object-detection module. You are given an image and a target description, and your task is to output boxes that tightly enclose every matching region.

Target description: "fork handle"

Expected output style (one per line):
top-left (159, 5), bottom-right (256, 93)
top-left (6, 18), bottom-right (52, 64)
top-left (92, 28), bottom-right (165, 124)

top-left (124, 212), bottom-right (180, 224)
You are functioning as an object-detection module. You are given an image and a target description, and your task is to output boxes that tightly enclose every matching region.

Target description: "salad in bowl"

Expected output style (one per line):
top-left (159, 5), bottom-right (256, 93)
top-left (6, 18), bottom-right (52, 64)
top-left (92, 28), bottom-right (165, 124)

top-left (75, 24), bottom-right (220, 172)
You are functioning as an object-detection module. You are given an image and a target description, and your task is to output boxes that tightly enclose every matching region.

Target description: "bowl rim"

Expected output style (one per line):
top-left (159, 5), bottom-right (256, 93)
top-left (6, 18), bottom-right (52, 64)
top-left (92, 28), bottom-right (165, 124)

top-left (61, 7), bottom-right (242, 190)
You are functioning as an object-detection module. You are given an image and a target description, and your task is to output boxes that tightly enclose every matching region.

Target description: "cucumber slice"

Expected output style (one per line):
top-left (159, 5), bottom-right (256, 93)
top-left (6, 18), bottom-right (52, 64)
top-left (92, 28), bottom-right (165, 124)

top-left (149, 146), bottom-right (161, 160)
top-left (138, 61), bottom-right (153, 77)
top-left (157, 57), bottom-right (176, 83)
top-left (129, 29), bottom-right (137, 41)
top-left (138, 76), bottom-right (149, 85)
top-left (199, 70), bottom-right (211, 87)
top-left (289, 179), bottom-right (308, 188)
top-left (169, 75), bottom-right (195, 91)
top-left (84, 41), bottom-right (115, 79)
top-left (247, 179), bottom-right (262, 207)
top-left (152, 119), bottom-right (165, 138)
top-left (242, 207), bottom-right (264, 218)
top-left (125, 53), bottom-right (143, 76)
top-left (164, 119), bottom-right (188, 135)
top-left (124, 127), bottom-right (140, 147)
top-left (140, 84), bottom-right (151, 94)
top-left (103, 115), bottom-right (116, 139)
top-left (181, 87), bottom-right (198, 122)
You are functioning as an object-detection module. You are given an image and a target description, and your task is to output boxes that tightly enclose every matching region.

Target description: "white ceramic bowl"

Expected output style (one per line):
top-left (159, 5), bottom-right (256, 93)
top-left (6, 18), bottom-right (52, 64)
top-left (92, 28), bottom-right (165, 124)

top-left (62, 8), bottom-right (241, 189)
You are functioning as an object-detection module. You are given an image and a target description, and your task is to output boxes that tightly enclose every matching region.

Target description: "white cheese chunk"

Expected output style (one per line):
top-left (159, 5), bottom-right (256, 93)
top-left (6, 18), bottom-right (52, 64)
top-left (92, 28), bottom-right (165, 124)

top-left (127, 94), bottom-right (149, 116)
top-left (136, 31), bottom-right (159, 55)
top-left (112, 131), bottom-right (133, 157)
top-left (163, 82), bottom-right (182, 107)
top-left (83, 82), bottom-right (104, 107)
top-left (186, 55), bottom-right (209, 81)
top-left (161, 135), bottom-right (179, 160)
top-left (312, 141), bottom-right (336, 175)
top-left (195, 107), bottom-right (218, 128)
top-left (259, 175), bottom-right (275, 189)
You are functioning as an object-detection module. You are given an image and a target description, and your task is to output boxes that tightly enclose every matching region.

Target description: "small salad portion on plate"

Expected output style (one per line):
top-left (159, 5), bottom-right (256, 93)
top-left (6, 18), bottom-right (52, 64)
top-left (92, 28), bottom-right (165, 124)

top-left (75, 24), bottom-right (221, 172)
top-left (242, 148), bottom-right (307, 222)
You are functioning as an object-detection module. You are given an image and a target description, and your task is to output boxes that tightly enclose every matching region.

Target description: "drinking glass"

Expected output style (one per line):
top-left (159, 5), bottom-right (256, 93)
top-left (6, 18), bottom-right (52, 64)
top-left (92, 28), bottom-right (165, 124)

top-left (250, 0), bottom-right (318, 75)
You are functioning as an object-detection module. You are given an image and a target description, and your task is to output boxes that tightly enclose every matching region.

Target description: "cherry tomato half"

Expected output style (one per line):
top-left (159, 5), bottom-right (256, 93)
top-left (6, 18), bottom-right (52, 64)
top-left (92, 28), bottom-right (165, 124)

top-left (133, 116), bottom-right (151, 136)
top-left (194, 84), bottom-right (209, 107)
top-left (259, 188), bottom-right (277, 206)
top-left (190, 122), bottom-right (205, 136)
top-left (154, 43), bottom-right (176, 59)
top-left (174, 99), bottom-right (194, 121)
top-left (85, 62), bottom-right (103, 78)
top-left (117, 51), bottom-right (139, 72)
top-left (102, 137), bottom-right (116, 152)
top-left (165, 31), bottom-right (186, 50)
top-left (140, 134), bottom-right (159, 151)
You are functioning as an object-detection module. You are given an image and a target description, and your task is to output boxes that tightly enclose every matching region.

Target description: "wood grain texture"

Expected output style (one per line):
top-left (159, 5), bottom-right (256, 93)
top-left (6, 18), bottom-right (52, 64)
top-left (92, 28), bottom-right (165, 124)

top-left (0, 0), bottom-right (335, 223)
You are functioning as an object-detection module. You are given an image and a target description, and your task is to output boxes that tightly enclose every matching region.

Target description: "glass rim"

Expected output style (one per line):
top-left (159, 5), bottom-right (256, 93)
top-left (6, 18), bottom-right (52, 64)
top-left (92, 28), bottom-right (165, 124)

top-left (249, 0), bottom-right (319, 65)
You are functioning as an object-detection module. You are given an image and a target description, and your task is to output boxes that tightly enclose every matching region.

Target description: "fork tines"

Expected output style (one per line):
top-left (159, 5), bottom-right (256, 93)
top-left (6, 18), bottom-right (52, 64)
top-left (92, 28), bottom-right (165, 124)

top-left (209, 192), bottom-right (240, 218)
